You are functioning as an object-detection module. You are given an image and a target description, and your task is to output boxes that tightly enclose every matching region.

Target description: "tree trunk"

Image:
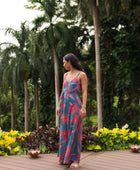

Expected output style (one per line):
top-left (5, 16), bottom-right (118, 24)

top-left (11, 86), bottom-right (14, 129)
top-left (52, 45), bottom-right (59, 127)
top-left (24, 80), bottom-right (29, 132)
top-left (92, 0), bottom-right (103, 129)
top-left (34, 84), bottom-right (39, 128)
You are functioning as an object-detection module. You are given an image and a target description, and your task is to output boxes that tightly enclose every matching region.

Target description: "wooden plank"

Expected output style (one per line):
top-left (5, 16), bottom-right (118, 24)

top-left (0, 150), bottom-right (140, 170)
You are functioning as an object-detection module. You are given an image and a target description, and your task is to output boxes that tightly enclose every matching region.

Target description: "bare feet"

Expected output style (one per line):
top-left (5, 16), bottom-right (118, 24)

top-left (70, 162), bottom-right (79, 169)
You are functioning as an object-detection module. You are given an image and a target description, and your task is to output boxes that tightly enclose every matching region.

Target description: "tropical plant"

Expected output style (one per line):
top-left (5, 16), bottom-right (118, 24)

top-left (4, 22), bottom-right (32, 132)
top-left (76, 0), bottom-right (103, 129)
top-left (26, 0), bottom-right (69, 127)
top-left (0, 128), bottom-right (30, 156)
top-left (0, 47), bottom-right (16, 129)
top-left (88, 126), bottom-right (140, 151)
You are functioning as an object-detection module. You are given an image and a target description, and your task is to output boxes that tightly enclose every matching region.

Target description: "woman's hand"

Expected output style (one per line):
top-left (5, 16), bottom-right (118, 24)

top-left (80, 107), bottom-right (86, 118)
top-left (56, 106), bottom-right (61, 117)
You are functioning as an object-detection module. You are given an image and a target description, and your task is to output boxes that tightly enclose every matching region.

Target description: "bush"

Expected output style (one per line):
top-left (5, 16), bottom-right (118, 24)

top-left (0, 128), bottom-right (29, 156)
top-left (16, 125), bottom-right (59, 154)
top-left (82, 126), bottom-right (97, 151)
top-left (87, 126), bottom-right (140, 151)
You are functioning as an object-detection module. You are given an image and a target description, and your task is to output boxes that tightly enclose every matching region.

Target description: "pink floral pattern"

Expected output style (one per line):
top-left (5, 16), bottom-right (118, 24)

top-left (77, 133), bottom-right (82, 143)
top-left (61, 113), bottom-right (69, 124)
top-left (58, 72), bottom-right (83, 165)
top-left (69, 103), bottom-right (79, 114)
top-left (61, 130), bottom-right (68, 140)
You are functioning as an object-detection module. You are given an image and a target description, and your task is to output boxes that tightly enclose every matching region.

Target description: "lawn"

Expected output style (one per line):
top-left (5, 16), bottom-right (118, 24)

top-left (83, 115), bottom-right (97, 126)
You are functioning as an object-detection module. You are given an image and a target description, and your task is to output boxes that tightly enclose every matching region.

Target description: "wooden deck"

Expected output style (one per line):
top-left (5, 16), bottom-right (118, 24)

top-left (0, 150), bottom-right (140, 170)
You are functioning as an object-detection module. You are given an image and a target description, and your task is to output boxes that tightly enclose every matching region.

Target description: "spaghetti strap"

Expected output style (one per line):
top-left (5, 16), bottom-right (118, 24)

top-left (64, 72), bottom-right (69, 80)
top-left (76, 72), bottom-right (81, 77)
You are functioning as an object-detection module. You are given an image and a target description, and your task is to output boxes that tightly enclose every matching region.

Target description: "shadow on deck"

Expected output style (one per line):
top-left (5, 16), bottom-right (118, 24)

top-left (0, 150), bottom-right (140, 170)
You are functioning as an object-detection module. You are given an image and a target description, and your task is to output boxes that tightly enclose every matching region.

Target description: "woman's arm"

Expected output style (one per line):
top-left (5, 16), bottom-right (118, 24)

top-left (56, 73), bottom-right (66, 117)
top-left (80, 72), bottom-right (88, 118)
top-left (56, 99), bottom-right (62, 117)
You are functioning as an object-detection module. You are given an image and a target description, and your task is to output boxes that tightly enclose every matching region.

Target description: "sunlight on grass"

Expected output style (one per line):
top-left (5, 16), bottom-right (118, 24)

top-left (83, 115), bottom-right (97, 126)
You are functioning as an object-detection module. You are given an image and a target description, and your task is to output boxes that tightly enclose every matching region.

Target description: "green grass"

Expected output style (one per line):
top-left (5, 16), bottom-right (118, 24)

top-left (83, 115), bottom-right (97, 126)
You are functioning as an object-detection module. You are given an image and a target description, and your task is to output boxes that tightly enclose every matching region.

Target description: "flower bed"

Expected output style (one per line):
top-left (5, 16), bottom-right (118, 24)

top-left (1, 125), bottom-right (140, 156)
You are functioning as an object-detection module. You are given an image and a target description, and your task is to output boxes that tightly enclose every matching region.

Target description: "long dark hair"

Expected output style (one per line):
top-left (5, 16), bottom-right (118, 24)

top-left (63, 53), bottom-right (84, 71)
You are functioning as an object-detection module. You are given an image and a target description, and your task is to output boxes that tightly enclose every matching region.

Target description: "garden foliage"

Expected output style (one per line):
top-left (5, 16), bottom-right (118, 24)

top-left (88, 126), bottom-right (140, 151)
top-left (0, 128), bottom-right (29, 156)
top-left (1, 125), bottom-right (140, 156)
top-left (16, 125), bottom-right (97, 154)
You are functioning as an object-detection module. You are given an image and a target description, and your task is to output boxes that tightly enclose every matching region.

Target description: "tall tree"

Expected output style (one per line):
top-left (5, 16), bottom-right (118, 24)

top-left (2, 59), bottom-right (15, 129)
top-left (29, 30), bottom-right (47, 129)
top-left (5, 22), bottom-right (31, 132)
top-left (77, 0), bottom-right (102, 129)
top-left (26, 0), bottom-right (68, 126)
top-left (0, 48), bottom-right (15, 129)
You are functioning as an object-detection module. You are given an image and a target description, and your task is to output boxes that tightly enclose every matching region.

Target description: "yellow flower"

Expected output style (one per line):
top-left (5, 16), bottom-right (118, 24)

top-left (99, 127), bottom-right (109, 135)
top-left (123, 136), bottom-right (128, 141)
top-left (4, 136), bottom-right (15, 146)
top-left (5, 132), bottom-right (9, 135)
top-left (94, 131), bottom-right (99, 136)
top-left (138, 135), bottom-right (140, 141)
top-left (120, 128), bottom-right (129, 135)
top-left (87, 144), bottom-right (95, 150)
top-left (113, 128), bottom-right (119, 132)
top-left (21, 137), bottom-right (25, 141)
top-left (0, 129), bottom-right (2, 135)
top-left (7, 146), bottom-right (11, 150)
top-left (94, 145), bottom-right (101, 150)
top-left (25, 131), bottom-right (30, 135)
top-left (0, 151), bottom-right (3, 155)
top-left (12, 147), bottom-right (19, 152)
top-left (10, 129), bottom-right (19, 137)
top-left (19, 131), bottom-right (30, 138)
top-left (4, 153), bottom-right (8, 156)
top-left (0, 140), bottom-right (4, 145)
top-left (129, 131), bottom-right (137, 138)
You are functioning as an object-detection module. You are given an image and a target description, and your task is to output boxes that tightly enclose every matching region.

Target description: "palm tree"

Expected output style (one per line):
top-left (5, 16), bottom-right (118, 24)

top-left (29, 31), bottom-right (44, 129)
top-left (3, 58), bottom-right (16, 129)
top-left (26, 0), bottom-right (68, 127)
top-left (5, 22), bottom-right (31, 132)
top-left (77, 0), bottom-right (102, 129)
top-left (0, 47), bottom-right (16, 129)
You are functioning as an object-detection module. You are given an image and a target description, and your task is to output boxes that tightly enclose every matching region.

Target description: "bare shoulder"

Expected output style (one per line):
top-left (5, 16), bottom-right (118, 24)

top-left (64, 72), bottom-right (69, 78)
top-left (80, 71), bottom-right (87, 79)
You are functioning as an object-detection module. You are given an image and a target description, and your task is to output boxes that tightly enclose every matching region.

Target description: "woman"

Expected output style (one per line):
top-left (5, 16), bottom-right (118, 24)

top-left (57, 53), bottom-right (88, 169)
